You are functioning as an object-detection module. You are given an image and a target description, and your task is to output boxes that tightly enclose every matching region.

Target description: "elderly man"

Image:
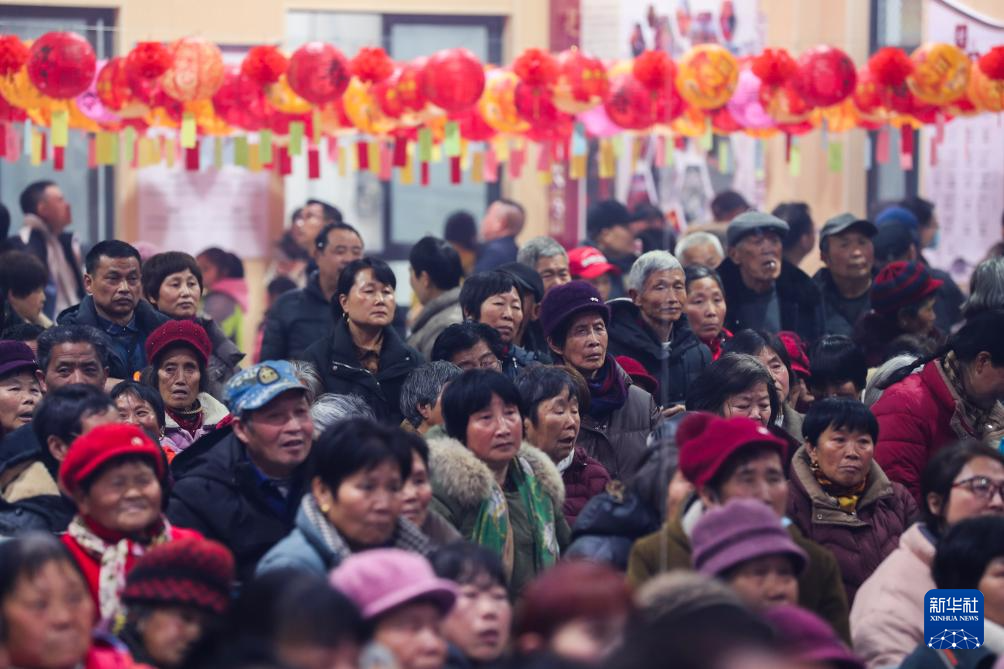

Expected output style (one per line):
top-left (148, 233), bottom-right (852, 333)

top-left (517, 236), bottom-right (571, 295)
top-left (475, 199), bottom-right (525, 273)
top-left (813, 213), bottom-right (878, 337)
top-left (675, 232), bottom-right (724, 269)
top-left (399, 360), bottom-right (463, 436)
top-left (716, 211), bottom-right (824, 343)
top-left (168, 360), bottom-right (314, 582)
top-left (58, 240), bottom-right (168, 380)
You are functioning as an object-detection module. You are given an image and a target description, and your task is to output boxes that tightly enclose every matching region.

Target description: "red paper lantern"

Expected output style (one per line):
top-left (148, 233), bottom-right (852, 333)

top-left (454, 108), bottom-right (495, 141)
top-left (212, 65), bottom-right (269, 130)
top-left (241, 46), bottom-right (287, 86)
top-left (27, 31), bottom-right (96, 99)
top-left (374, 60), bottom-right (427, 119)
top-left (351, 47), bottom-right (394, 84)
top-left (286, 42), bottom-right (350, 105)
top-left (96, 57), bottom-right (131, 111)
top-left (604, 72), bottom-right (656, 130)
top-left (655, 79), bottom-right (686, 124)
top-left (552, 48), bottom-right (609, 114)
top-left (792, 45), bottom-right (856, 108)
top-left (423, 48), bottom-right (485, 113)
top-left (161, 37), bottom-right (225, 102)
top-left (0, 35), bottom-right (30, 77)
top-left (633, 50), bottom-right (676, 92)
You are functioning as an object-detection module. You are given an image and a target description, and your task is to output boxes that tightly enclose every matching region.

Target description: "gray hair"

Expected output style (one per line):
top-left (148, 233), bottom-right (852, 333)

top-left (37, 324), bottom-right (113, 373)
top-left (290, 360), bottom-right (323, 405)
top-left (863, 353), bottom-right (919, 407)
top-left (400, 361), bottom-right (463, 427)
top-left (517, 236), bottom-right (568, 269)
top-left (675, 232), bottom-right (724, 261)
top-left (963, 257), bottom-right (1004, 319)
top-left (310, 393), bottom-right (375, 437)
top-left (626, 250), bottom-right (683, 293)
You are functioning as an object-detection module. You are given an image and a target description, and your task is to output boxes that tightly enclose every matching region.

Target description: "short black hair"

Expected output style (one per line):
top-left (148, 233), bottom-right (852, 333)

top-left (197, 248), bottom-right (244, 279)
top-left (19, 180), bottom-right (55, 216)
top-left (710, 190), bottom-right (749, 221)
top-left (334, 258), bottom-right (396, 316)
top-left (429, 542), bottom-right (506, 589)
top-left (809, 335), bottom-right (868, 394)
top-left (723, 329), bottom-right (792, 383)
top-left (33, 384), bottom-right (114, 471)
top-left (772, 202), bottom-right (813, 252)
top-left (802, 397), bottom-right (878, 445)
top-left (267, 276), bottom-right (297, 300)
top-left (37, 324), bottom-right (112, 373)
top-left (306, 198), bottom-right (343, 224)
top-left (514, 365), bottom-right (585, 427)
top-left (1, 323), bottom-right (45, 343)
top-left (498, 262), bottom-right (544, 303)
top-left (315, 221), bottom-right (363, 251)
top-left (459, 271), bottom-right (517, 321)
top-left (685, 353), bottom-right (780, 425)
top-left (684, 264), bottom-right (725, 293)
top-left (431, 322), bottom-right (504, 364)
top-left (933, 516), bottom-right (1004, 590)
top-left (410, 236), bottom-right (463, 292)
top-left (0, 533), bottom-right (82, 618)
top-left (586, 199), bottom-right (632, 240)
top-left (444, 211), bottom-right (477, 250)
top-left (900, 195), bottom-right (935, 228)
top-left (85, 240), bottom-right (141, 275)
top-left (141, 251), bottom-right (203, 303)
top-left (110, 380), bottom-right (166, 429)
top-left (0, 251), bottom-right (48, 298)
top-left (921, 441), bottom-right (1004, 537)
top-left (308, 418), bottom-right (412, 495)
top-left (441, 369), bottom-right (522, 444)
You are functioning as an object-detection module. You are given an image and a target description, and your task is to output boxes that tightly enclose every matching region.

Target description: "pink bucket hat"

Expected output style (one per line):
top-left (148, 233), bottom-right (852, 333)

top-left (329, 549), bottom-right (458, 620)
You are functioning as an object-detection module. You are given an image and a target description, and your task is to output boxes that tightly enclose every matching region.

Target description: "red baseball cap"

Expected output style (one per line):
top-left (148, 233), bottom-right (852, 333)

top-left (568, 246), bottom-right (621, 280)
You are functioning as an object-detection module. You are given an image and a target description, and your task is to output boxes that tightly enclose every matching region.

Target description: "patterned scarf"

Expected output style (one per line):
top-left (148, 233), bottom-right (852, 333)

top-left (68, 515), bottom-right (173, 623)
top-left (301, 494), bottom-right (432, 567)
top-left (471, 456), bottom-right (559, 584)
top-left (940, 352), bottom-right (1001, 439)
top-left (586, 356), bottom-right (628, 421)
top-left (810, 459), bottom-right (867, 513)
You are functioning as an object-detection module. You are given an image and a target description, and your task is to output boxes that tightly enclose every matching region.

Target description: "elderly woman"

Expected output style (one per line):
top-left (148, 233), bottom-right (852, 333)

top-left (401, 436), bottom-right (462, 547)
top-left (872, 309), bottom-right (1004, 501)
top-left (142, 251), bottom-right (244, 399)
top-left (539, 281), bottom-right (660, 483)
top-left (607, 251), bottom-right (711, 408)
top-left (59, 423), bottom-right (201, 622)
top-left (428, 369), bottom-right (568, 595)
top-left (787, 398), bottom-right (917, 604)
top-left (111, 380), bottom-right (166, 444)
top-left (0, 533), bottom-right (140, 669)
top-left (431, 321), bottom-right (504, 372)
top-left (962, 255), bottom-right (1004, 319)
top-left (852, 442), bottom-right (1004, 668)
top-left (332, 549), bottom-right (457, 669)
top-left (309, 392), bottom-right (375, 437)
top-left (515, 365), bottom-right (611, 526)
top-left (684, 265), bottom-right (731, 360)
top-left (0, 340), bottom-right (42, 436)
top-left (724, 329), bottom-right (803, 440)
top-left (854, 261), bottom-right (942, 367)
top-left (258, 418), bottom-right (431, 576)
top-left (400, 360), bottom-right (463, 435)
top-left (458, 270), bottom-right (534, 379)
top-left (117, 538), bottom-right (235, 669)
top-left (143, 320), bottom-right (231, 457)
top-left (303, 258), bottom-right (423, 424)
top-left (685, 352), bottom-right (780, 428)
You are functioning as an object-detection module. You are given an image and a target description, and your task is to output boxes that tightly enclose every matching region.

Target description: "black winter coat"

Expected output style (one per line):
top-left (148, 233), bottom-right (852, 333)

top-left (0, 494), bottom-right (75, 536)
top-left (300, 317), bottom-right (423, 425)
top-left (167, 427), bottom-right (307, 584)
top-left (717, 257), bottom-right (824, 344)
top-left (606, 300), bottom-right (711, 407)
top-left (260, 272), bottom-right (334, 362)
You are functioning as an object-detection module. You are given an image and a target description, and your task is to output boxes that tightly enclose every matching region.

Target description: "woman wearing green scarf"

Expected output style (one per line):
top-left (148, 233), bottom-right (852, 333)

top-left (428, 369), bottom-right (569, 595)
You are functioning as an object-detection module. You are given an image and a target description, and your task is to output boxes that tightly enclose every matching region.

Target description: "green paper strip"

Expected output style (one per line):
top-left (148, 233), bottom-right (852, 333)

top-left (717, 140), bottom-right (730, 174)
top-left (51, 110), bottom-right (69, 148)
top-left (213, 137), bottom-right (223, 169)
top-left (259, 130), bottom-right (273, 164)
top-left (122, 126), bottom-right (137, 162)
top-left (311, 109), bottom-right (322, 146)
top-left (789, 144), bottom-right (802, 177)
top-left (443, 121), bottom-right (461, 158)
top-left (418, 128), bottom-right (433, 163)
top-left (611, 134), bottom-right (623, 157)
top-left (666, 138), bottom-right (675, 167)
top-left (700, 119), bottom-right (713, 152)
top-left (234, 136), bottom-right (249, 166)
top-left (288, 121), bottom-right (304, 156)
top-left (828, 141), bottom-right (843, 173)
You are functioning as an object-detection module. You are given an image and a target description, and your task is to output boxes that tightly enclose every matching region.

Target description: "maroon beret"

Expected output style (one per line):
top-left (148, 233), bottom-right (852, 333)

top-left (677, 413), bottom-right (787, 489)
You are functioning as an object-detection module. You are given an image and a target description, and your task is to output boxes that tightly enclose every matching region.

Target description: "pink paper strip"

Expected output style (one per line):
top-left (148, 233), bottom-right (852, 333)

top-left (875, 126), bottom-right (890, 164)
top-left (379, 143), bottom-right (393, 181)
top-left (484, 147), bottom-right (498, 183)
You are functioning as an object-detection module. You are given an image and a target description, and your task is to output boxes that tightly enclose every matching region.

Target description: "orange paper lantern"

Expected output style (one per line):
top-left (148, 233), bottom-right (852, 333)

top-left (161, 37), bottom-right (225, 102)
top-left (478, 68), bottom-right (529, 134)
top-left (675, 44), bottom-right (739, 110)
top-left (266, 74), bottom-right (313, 114)
top-left (968, 61), bottom-right (1004, 113)
top-left (96, 57), bottom-right (131, 111)
top-left (907, 43), bottom-right (970, 106)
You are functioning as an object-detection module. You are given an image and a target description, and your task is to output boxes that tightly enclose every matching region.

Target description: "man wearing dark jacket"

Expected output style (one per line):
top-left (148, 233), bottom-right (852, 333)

top-left (57, 240), bottom-right (168, 381)
top-left (168, 360), bottom-right (314, 583)
top-left (16, 181), bottom-right (85, 319)
top-left (717, 211), bottom-right (824, 344)
top-left (475, 199), bottom-right (524, 273)
top-left (261, 222), bottom-right (364, 361)
top-left (813, 213), bottom-right (878, 337)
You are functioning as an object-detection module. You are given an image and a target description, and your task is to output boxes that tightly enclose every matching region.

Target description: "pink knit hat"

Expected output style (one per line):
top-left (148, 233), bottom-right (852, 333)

top-left (329, 549), bottom-right (457, 620)
top-left (691, 498), bottom-right (807, 578)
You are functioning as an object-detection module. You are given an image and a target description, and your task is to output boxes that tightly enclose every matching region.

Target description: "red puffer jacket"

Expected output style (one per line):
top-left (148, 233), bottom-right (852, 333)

top-left (871, 361), bottom-right (972, 503)
top-left (561, 447), bottom-right (612, 527)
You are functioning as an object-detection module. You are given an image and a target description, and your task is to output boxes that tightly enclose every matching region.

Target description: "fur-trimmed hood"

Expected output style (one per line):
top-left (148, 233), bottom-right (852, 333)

top-left (427, 436), bottom-right (565, 511)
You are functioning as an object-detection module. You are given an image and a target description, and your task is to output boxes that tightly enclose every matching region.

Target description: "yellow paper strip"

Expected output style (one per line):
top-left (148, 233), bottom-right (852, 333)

top-left (30, 131), bottom-right (42, 165)
top-left (51, 110), bottom-right (69, 148)
top-left (400, 148), bottom-right (414, 185)
top-left (135, 138), bottom-right (149, 167)
top-left (431, 144), bottom-right (442, 164)
top-left (367, 141), bottom-right (380, 174)
top-left (247, 143), bottom-right (262, 172)
top-left (570, 154), bottom-right (587, 180)
top-left (96, 132), bottom-right (117, 165)
top-left (538, 168), bottom-right (552, 185)
top-left (164, 139), bottom-right (176, 168)
top-left (471, 152), bottom-right (484, 183)
top-left (151, 138), bottom-right (163, 165)
top-left (338, 147), bottom-right (347, 177)
top-left (311, 109), bottom-right (322, 146)
top-left (180, 113), bottom-right (197, 149)
top-left (493, 137), bottom-right (510, 162)
top-left (632, 137), bottom-right (644, 173)
top-left (599, 139), bottom-right (615, 179)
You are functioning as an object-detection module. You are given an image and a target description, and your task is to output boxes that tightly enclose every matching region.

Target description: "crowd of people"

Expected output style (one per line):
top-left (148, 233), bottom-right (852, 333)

top-left (0, 180), bottom-right (1003, 669)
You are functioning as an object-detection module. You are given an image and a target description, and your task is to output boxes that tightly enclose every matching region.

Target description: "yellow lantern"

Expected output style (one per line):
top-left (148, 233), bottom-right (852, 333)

top-left (478, 68), bottom-right (529, 134)
top-left (968, 61), bottom-right (1004, 113)
top-left (675, 44), bottom-right (739, 110)
top-left (161, 37), bottom-right (225, 102)
top-left (266, 74), bottom-right (313, 114)
top-left (341, 78), bottom-right (396, 136)
top-left (907, 42), bottom-right (970, 106)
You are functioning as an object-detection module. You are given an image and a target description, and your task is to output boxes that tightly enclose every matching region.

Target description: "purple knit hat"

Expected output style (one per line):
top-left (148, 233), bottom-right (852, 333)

top-left (538, 280), bottom-right (610, 340)
top-left (329, 549), bottom-right (457, 621)
top-left (691, 498), bottom-right (808, 577)
top-left (870, 260), bottom-right (943, 315)
top-left (763, 605), bottom-right (865, 669)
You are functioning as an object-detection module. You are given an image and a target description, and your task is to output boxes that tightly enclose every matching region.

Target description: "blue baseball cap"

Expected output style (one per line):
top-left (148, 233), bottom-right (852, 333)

top-left (224, 360), bottom-right (307, 416)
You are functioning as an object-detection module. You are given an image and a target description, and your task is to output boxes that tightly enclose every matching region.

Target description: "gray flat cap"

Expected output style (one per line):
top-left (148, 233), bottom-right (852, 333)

top-left (819, 213), bottom-right (878, 250)
top-left (726, 211), bottom-right (789, 248)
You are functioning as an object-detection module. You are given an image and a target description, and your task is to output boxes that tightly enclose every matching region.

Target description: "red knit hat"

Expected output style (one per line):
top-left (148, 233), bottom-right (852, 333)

top-left (615, 355), bottom-right (660, 397)
top-left (870, 261), bottom-right (943, 316)
top-left (59, 423), bottom-right (166, 496)
top-left (677, 413), bottom-right (787, 489)
top-left (144, 319), bottom-right (213, 368)
top-left (122, 538), bottom-right (235, 616)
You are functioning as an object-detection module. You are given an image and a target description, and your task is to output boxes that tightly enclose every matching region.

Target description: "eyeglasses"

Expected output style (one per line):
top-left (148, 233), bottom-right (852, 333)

top-left (952, 477), bottom-right (1004, 503)
top-left (460, 356), bottom-right (502, 371)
